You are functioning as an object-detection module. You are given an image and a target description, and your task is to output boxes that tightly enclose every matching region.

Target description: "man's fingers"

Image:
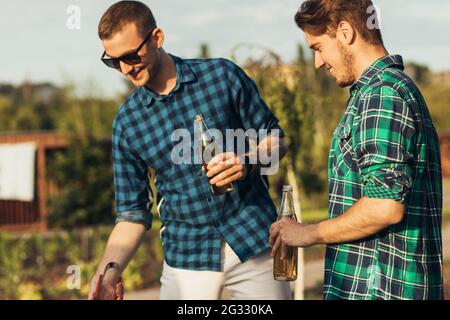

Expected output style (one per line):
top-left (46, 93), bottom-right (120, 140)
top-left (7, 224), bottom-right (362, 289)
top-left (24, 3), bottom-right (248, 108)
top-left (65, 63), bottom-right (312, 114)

top-left (100, 285), bottom-right (116, 300)
top-left (115, 281), bottom-right (124, 300)
top-left (222, 153), bottom-right (243, 165)
top-left (88, 282), bottom-right (97, 300)
top-left (206, 163), bottom-right (232, 178)
top-left (207, 153), bottom-right (228, 170)
top-left (210, 165), bottom-right (242, 185)
top-left (269, 222), bottom-right (280, 247)
top-left (271, 236), bottom-right (287, 259)
top-left (207, 152), bottom-right (241, 171)
top-left (216, 171), bottom-right (243, 186)
top-left (89, 275), bottom-right (101, 300)
top-left (271, 235), bottom-right (282, 257)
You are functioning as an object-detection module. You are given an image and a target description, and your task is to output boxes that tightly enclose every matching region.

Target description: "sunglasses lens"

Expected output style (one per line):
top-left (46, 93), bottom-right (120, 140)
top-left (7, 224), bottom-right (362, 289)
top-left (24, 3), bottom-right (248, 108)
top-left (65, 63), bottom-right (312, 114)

top-left (122, 53), bottom-right (141, 65)
top-left (112, 59), bottom-right (121, 69)
top-left (102, 58), bottom-right (116, 68)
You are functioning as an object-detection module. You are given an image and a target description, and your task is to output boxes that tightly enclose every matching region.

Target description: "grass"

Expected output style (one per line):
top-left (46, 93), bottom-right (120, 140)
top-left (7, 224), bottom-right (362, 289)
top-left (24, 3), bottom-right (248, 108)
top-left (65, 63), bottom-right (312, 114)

top-left (301, 209), bottom-right (328, 223)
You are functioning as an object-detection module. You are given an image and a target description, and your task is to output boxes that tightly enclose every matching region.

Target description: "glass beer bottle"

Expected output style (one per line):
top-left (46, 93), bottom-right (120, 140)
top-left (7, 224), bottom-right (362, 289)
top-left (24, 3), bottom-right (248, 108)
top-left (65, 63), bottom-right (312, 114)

top-left (194, 114), bottom-right (233, 195)
top-left (273, 185), bottom-right (298, 281)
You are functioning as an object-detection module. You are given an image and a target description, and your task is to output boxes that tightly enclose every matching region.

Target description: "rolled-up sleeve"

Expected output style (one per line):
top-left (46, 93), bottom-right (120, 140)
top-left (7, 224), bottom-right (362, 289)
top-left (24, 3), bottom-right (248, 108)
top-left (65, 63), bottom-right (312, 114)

top-left (354, 85), bottom-right (415, 204)
top-left (112, 121), bottom-right (153, 230)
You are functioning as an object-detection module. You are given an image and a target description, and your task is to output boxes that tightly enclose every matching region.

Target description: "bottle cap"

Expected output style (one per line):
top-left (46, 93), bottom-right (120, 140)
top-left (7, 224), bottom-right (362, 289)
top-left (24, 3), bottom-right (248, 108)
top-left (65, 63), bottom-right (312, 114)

top-left (282, 185), bottom-right (293, 192)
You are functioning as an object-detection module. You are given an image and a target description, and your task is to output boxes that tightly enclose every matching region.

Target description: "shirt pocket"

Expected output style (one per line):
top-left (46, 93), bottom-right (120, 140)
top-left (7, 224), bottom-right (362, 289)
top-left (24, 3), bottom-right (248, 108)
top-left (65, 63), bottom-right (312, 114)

top-left (333, 123), bottom-right (354, 177)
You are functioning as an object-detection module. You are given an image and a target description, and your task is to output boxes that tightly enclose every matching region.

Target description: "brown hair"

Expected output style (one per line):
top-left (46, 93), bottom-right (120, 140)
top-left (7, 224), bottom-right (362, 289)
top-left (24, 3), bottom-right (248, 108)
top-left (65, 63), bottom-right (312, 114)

top-left (294, 0), bottom-right (383, 46)
top-left (98, 1), bottom-right (157, 40)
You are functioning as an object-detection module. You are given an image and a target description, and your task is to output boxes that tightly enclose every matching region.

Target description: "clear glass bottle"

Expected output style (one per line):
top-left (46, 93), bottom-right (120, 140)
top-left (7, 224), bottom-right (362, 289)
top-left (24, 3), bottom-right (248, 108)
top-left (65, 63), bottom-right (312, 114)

top-left (273, 185), bottom-right (298, 281)
top-left (194, 114), bottom-right (233, 195)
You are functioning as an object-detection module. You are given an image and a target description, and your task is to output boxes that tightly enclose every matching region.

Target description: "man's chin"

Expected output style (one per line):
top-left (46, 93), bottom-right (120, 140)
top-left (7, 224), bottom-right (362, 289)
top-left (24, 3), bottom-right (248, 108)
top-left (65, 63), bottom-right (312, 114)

top-left (128, 75), bottom-right (149, 88)
top-left (336, 78), bottom-right (353, 88)
top-left (130, 80), bottom-right (147, 87)
top-left (336, 81), bottom-right (349, 88)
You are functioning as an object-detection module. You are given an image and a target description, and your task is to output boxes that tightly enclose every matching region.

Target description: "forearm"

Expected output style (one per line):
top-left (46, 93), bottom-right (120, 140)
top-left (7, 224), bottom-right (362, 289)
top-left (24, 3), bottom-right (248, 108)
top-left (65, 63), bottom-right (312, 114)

top-left (97, 221), bottom-right (147, 279)
top-left (312, 197), bottom-right (405, 245)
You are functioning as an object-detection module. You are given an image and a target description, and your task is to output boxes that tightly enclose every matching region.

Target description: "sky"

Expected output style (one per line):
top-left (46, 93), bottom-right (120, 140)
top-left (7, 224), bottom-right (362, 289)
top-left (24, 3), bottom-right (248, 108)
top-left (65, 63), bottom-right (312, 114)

top-left (1, 0), bottom-right (450, 97)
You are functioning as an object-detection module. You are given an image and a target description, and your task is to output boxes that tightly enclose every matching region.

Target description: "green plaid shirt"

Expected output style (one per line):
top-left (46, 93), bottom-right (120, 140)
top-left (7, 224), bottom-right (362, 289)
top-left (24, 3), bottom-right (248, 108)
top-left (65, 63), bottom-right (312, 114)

top-left (324, 55), bottom-right (443, 300)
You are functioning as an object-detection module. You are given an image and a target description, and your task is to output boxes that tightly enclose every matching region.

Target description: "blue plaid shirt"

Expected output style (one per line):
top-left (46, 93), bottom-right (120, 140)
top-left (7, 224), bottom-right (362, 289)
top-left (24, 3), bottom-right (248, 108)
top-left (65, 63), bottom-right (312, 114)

top-left (112, 55), bottom-right (284, 271)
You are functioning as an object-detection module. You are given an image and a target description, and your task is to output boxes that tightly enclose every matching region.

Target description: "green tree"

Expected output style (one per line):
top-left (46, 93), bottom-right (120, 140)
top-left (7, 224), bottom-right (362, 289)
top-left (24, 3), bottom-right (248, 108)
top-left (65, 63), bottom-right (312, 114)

top-left (406, 62), bottom-right (431, 87)
top-left (243, 44), bottom-right (346, 209)
top-left (47, 134), bottom-right (115, 228)
top-left (46, 85), bottom-right (120, 228)
top-left (421, 84), bottom-right (450, 132)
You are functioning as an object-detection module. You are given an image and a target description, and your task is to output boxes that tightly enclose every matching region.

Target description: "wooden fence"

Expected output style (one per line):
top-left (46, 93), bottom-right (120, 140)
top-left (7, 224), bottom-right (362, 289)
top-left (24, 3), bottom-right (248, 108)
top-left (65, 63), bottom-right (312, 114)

top-left (0, 131), bottom-right (67, 232)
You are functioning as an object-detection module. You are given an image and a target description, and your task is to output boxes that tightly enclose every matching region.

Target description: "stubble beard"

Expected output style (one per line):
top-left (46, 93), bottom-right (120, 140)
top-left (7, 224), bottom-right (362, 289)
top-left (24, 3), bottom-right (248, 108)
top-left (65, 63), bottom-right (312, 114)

top-left (336, 43), bottom-right (355, 88)
top-left (130, 49), bottom-right (163, 88)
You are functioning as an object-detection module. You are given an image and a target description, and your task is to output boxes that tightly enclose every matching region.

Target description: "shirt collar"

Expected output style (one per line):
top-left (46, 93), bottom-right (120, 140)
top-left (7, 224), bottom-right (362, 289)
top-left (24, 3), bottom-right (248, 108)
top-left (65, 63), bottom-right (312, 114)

top-left (171, 54), bottom-right (197, 84)
top-left (137, 54), bottom-right (197, 107)
top-left (350, 54), bottom-right (404, 93)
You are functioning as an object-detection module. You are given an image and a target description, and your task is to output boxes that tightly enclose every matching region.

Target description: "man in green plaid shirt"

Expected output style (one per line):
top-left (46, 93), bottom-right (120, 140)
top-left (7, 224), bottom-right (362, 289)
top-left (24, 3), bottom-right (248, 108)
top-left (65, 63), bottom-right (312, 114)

top-left (270, 0), bottom-right (443, 299)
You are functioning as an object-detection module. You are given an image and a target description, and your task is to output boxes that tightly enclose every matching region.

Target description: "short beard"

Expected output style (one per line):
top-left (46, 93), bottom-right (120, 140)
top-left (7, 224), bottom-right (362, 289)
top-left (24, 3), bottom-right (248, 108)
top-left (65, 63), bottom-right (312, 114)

top-left (336, 43), bottom-right (355, 87)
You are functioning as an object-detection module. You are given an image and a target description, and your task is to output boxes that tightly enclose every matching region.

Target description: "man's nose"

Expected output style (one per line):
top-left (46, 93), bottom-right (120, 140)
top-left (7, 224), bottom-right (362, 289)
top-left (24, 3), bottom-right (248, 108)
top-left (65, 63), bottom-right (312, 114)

top-left (314, 52), bottom-right (325, 70)
top-left (119, 61), bottom-right (133, 75)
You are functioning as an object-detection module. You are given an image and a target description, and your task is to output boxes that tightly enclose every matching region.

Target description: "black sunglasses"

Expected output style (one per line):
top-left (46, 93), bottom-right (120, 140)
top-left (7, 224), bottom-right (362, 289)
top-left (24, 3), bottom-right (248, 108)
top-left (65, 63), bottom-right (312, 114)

top-left (101, 29), bottom-right (154, 70)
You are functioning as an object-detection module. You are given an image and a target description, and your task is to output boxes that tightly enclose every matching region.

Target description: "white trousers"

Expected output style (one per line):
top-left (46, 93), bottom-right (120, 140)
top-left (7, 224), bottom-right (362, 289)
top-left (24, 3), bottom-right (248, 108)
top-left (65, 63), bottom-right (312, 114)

top-left (160, 242), bottom-right (291, 300)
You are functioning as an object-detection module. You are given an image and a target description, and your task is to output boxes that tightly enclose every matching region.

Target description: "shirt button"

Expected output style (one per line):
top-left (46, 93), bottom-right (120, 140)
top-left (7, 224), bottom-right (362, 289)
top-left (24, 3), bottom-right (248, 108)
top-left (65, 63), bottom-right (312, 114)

top-left (207, 197), bottom-right (212, 202)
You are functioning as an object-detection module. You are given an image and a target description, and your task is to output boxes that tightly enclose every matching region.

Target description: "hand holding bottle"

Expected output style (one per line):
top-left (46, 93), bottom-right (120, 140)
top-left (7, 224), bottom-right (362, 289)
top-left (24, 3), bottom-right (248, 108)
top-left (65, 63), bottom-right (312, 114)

top-left (269, 216), bottom-right (319, 251)
top-left (205, 152), bottom-right (247, 187)
top-left (194, 114), bottom-right (234, 195)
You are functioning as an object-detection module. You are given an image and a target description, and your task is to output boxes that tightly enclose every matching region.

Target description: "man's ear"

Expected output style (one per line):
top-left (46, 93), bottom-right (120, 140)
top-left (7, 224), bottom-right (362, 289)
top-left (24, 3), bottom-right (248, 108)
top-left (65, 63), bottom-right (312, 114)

top-left (152, 27), bottom-right (165, 49)
top-left (336, 21), bottom-right (355, 45)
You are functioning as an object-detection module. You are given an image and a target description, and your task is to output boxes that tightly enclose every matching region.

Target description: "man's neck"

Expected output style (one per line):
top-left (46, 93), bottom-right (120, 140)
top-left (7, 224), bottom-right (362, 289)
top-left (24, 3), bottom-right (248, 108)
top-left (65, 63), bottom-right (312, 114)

top-left (353, 45), bottom-right (389, 81)
top-left (146, 50), bottom-right (177, 95)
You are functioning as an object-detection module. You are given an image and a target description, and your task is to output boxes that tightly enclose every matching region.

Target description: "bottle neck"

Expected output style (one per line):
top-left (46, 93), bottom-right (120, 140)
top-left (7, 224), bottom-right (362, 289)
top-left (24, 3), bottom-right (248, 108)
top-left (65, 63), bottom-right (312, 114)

top-left (279, 190), bottom-right (295, 217)
top-left (194, 117), bottom-right (213, 145)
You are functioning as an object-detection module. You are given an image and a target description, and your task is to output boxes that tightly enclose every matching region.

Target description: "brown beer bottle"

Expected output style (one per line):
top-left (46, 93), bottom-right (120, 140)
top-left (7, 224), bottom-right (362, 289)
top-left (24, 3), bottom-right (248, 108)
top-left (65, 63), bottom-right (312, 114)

top-left (273, 185), bottom-right (298, 281)
top-left (194, 114), bottom-right (233, 195)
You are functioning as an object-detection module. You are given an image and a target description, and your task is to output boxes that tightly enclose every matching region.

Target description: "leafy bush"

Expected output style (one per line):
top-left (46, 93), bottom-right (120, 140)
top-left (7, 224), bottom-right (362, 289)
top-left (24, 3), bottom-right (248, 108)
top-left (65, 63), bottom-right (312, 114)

top-left (47, 135), bottom-right (115, 228)
top-left (0, 226), bottom-right (163, 300)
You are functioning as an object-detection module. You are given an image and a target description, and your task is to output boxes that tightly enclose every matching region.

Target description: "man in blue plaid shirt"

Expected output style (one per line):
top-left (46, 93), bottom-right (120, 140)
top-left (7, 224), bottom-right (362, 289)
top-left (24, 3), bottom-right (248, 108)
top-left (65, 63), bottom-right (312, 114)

top-left (88, 1), bottom-right (290, 300)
